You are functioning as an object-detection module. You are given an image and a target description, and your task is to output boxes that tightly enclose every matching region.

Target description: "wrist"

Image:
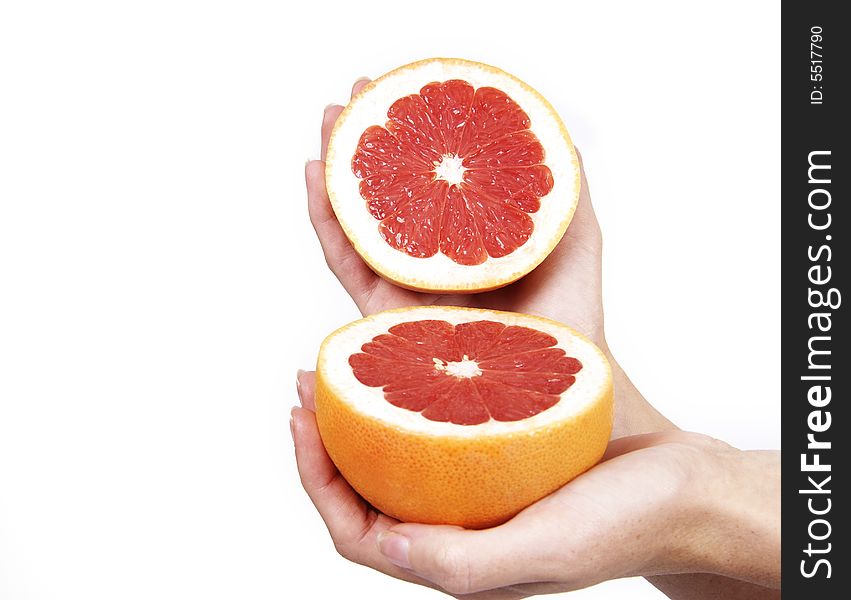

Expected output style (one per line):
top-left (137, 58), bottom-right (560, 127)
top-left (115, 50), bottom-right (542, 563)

top-left (676, 441), bottom-right (781, 587)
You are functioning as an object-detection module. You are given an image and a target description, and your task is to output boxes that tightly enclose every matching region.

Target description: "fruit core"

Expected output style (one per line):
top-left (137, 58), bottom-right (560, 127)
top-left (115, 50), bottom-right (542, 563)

top-left (351, 79), bottom-right (555, 266)
top-left (435, 355), bottom-right (481, 378)
top-left (433, 154), bottom-right (466, 185)
top-left (349, 319), bottom-right (582, 425)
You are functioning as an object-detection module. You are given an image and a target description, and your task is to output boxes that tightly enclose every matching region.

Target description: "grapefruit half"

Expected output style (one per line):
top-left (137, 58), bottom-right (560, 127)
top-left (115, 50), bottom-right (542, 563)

top-left (314, 306), bottom-right (612, 529)
top-left (325, 58), bottom-right (581, 293)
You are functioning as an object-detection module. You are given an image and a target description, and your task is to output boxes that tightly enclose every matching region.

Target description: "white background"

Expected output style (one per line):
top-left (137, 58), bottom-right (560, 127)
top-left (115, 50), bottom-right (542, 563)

top-left (0, 1), bottom-right (779, 598)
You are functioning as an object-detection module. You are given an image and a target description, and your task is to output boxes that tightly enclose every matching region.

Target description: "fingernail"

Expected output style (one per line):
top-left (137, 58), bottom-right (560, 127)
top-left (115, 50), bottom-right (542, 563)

top-left (377, 531), bottom-right (411, 570)
top-left (296, 370), bottom-right (305, 406)
top-left (289, 408), bottom-right (296, 441)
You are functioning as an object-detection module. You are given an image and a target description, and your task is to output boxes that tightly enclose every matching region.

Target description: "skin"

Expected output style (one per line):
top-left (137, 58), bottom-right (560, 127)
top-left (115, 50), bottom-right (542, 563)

top-left (294, 78), bottom-right (780, 598)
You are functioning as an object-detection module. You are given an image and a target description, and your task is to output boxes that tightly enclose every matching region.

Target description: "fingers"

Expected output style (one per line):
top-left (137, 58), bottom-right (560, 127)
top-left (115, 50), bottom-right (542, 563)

top-left (292, 376), bottom-right (384, 549)
top-left (320, 104), bottom-right (343, 161)
top-left (351, 77), bottom-right (370, 98)
top-left (564, 147), bottom-right (602, 248)
top-left (292, 403), bottom-right (445, 590)
top-left (603, 430), bottom-right (698, 460)
top-left (295, 369), bottom-right (316, 410)
top-left (308, 78), bottom-right (434, 315)
top-left (602, 430), bottom-right (696, 461)
top-left (523, 145), bottom-right (601, 274)
top-left (367, 430), bottom-right (705, 596)
top-left (377, 522), bottom-right (558, 596)
top-left (293, 367), bottom-right (554, 597)
top-left (292, 406), bottom-right (380, 544)
top-left (369, 432), bottom-right (698, 596)
top-left (575, 147), bottom-right (587, 181)
top-left (320, 76), bottom-right (370, 160)
top-left (292, 369), bottom-right (544, 596)
top-left (304, 159), bottom-right (380, 307)
top-left (307, 87), bottom-right (387, 311)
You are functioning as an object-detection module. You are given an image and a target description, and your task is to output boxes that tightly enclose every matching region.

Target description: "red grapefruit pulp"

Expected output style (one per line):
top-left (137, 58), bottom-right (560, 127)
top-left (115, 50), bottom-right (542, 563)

top-left (352, 80), bottom-right (554, 266)
top-left (349, 319), bottom-right (582, 425)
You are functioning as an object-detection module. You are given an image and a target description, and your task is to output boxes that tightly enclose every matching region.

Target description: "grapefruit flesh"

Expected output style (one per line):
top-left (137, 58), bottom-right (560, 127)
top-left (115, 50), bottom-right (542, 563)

top-left (326, 58), bottom-right (580, 293)
top-left (315, 306), bottom-right (613, 529)
top-left (351, 80), bottom-right (553, 266)
top-left (349, 319), bottom-right (582, 425)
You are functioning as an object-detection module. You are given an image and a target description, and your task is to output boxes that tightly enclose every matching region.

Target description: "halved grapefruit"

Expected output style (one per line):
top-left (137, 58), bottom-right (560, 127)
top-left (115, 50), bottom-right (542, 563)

top-left (325, 58), bottom-right (580, 293)
top-left (314, 306), bottom-right (612, 529)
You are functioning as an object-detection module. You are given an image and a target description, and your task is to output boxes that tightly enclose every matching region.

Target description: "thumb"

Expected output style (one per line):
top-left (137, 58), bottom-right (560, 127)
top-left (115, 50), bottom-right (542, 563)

top-left (376, 522), bottom-right (553, 595)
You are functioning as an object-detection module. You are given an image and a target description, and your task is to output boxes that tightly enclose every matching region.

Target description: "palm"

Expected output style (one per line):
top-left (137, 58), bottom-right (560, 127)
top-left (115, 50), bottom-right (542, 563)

top-left (307, 79), bottom-right (604, 346)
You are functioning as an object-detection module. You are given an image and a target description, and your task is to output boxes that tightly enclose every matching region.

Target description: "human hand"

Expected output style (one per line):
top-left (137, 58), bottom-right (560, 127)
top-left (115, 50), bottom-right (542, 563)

top-left (305, 78), bottom-right (672, 437)
top-left (292, 370), bottom-right (780, 599)
top-left (300, 80), bottom-right (779, 600)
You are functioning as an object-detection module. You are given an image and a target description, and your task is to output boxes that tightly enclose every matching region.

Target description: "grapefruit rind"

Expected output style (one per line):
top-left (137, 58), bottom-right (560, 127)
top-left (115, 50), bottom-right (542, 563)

top-left (314, 306), bottom-right (613, 529)
top-left (325, 58), bottom-right (581, 293)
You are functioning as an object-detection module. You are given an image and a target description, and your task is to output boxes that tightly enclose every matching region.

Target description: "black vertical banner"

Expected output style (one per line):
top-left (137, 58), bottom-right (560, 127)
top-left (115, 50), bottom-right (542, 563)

top-left (782, 3), bottom-right (848, 598)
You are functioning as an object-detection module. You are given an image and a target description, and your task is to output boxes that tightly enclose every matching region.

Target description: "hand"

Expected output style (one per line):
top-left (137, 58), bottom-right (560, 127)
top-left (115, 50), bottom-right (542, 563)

top-left (305, 78), bottom-right (672, 437)
top-left (298, 77), bottom-right (780, 600)
top-left (292, 370), bottom-right (781, 598)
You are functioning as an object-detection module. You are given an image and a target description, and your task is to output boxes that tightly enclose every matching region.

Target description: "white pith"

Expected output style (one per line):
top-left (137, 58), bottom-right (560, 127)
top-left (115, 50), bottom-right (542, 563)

top-left (433, 154), bottom-right (466, 185)
top-left (325, 58), bottom-right (581, 292)
top-left (317, 306), bottom-right (611, 438)
top-left (436, 355), bottom-right (482, 378)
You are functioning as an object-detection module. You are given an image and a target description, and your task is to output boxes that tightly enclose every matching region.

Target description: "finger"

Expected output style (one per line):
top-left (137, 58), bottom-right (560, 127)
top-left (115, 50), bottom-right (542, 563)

top-left (563, 147), bottom-right (601, 246)
top-left (304, 160), bottom-right (381, 306)
top-left (294, 401), bottom-right (541, 598)
top-left (520, 146), bottom-right (601, 274)
top-left (292, 407), bottom-right (379, 542)
top-left (296, 370), bottom-right (316, 410)
top-left (377, 522), bottom-right (558, 595)
top-left (575, 147), bottom-right (587, 177)
top-left (293, 384), bottom-right (537, 598)
top-left (321, 105), bottom-right (344, 161)
top-left (292, 407), bottom-right (451, 591)
top-left (374, 432), bottom-right (698, 596)
top-left (603, 430), bottom-right (702, 460)
top-left (351, 77), bottom-right (371, 98)
top-left (574, 148), bottom-right (589, 199)
top-left (319, 79), bottom-right (370, 161)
